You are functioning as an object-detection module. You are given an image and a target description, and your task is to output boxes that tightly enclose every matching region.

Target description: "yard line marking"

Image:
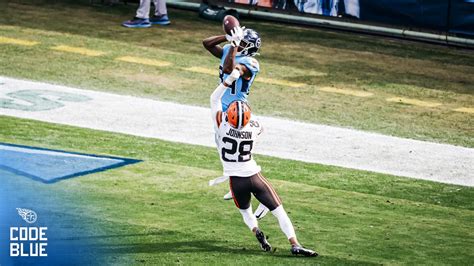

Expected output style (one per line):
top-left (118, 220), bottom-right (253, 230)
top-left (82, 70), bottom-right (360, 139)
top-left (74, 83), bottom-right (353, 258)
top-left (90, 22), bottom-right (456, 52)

top-left (0, 36), bottom-right (39, 46)
top-left (258, 77), bottom-right (306, 88)
top-left (116, 56), bottom-right (172, 67)
top-left (183, 66), bottom-right (216, 75)
top-left (310, 71), bottom-right (327, 77)
top-left (453, 107), bottom-right (474, 114)
top-left (2, 76), bottom-right (473, 187)
top-left (50, 45), bottom-right (105, 56)
top-left (318, 86), bottom-right (373, 97)
top-left (183, 66), bottom-right (307, 88)
top-left (386, 97), bottom-right (442, 108)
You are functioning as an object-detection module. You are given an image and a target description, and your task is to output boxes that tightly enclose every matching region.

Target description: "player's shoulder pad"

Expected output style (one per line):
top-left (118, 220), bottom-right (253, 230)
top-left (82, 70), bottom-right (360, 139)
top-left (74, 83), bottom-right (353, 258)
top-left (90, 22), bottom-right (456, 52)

top-left (248, 116), bottom-right (263, 135)
top-left (248, 119), bottom-right (263, 134)
top-left (239, 57), bottom-right (260, 74)
top-left (249, 119), bottom-right (260, 127)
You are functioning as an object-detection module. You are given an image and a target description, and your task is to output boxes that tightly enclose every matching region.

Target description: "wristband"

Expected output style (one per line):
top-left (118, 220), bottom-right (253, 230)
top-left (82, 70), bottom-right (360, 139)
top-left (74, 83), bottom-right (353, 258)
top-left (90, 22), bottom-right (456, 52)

top-left (224, 68), bottom-right (241, 85)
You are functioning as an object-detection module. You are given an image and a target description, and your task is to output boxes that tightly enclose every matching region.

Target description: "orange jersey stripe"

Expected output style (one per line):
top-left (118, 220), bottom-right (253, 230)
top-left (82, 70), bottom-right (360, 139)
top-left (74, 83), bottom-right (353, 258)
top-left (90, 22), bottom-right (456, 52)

top-left (257, 173), bottom-right (282, 205)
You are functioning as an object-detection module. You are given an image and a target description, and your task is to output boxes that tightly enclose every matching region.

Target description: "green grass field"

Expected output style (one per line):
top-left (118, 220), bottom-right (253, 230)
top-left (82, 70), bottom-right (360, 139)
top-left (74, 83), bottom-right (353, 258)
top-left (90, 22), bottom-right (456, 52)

top-left (1, 0), bottom-right (473, 264)
top-left (0, 0), bottom-right (473, 147)
top-left (1, 116), bottom-right (473, 265)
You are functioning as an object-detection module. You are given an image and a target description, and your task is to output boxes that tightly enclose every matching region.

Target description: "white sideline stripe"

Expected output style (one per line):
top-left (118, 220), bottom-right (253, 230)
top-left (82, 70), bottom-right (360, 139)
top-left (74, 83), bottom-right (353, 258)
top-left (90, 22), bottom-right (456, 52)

top-left (0, 76), bottom-right (473, 187)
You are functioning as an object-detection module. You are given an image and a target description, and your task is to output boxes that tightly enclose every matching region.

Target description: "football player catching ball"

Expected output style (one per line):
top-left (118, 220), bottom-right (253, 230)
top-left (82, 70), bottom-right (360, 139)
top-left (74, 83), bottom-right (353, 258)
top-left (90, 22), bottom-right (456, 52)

top-left (208, 50), bottom-right (318, 257)
top-left (203, 19), bottom-right (269, 219)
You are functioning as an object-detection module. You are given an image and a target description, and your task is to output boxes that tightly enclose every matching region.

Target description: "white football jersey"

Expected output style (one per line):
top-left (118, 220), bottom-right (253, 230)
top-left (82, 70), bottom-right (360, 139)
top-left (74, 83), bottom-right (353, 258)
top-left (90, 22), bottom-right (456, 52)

top-left (215, 114), bottom-right (263, 177)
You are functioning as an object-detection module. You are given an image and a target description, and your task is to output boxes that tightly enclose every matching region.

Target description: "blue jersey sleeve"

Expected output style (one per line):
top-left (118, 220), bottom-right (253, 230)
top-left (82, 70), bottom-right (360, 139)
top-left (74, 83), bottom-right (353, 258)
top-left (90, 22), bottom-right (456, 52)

top-left (220, 44), bottom-right (232, 65)
top-left (237, 57), bottom-right (260, 75)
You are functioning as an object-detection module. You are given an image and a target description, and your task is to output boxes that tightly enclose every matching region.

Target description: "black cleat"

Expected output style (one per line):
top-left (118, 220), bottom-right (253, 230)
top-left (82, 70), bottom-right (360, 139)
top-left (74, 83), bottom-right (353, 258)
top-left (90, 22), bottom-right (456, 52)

top-left (255, 229), bottom-right (272, 252)
top-left (291, 245), bottom-right (318, 257)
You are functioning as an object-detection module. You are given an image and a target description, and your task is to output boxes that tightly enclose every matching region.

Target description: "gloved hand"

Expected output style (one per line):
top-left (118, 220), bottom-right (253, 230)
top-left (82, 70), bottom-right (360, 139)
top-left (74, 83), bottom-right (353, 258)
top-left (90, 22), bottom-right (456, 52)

top-left (229, 26), bottom-right (245, 47)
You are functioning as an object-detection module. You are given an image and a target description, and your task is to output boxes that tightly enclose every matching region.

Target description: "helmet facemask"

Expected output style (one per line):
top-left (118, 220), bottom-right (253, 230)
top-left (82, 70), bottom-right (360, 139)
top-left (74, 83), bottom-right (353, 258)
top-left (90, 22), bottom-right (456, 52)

top-left (237, 39), bottom-right (254, 56)
top-left (236, 29), bottom-right (261, 57)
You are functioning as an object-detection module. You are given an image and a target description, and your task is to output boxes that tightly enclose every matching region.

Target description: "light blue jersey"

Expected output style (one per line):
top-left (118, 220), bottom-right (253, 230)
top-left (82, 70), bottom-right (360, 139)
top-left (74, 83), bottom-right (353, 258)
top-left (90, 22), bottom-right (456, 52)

top-left (219, 44), bottom-right (260, 111)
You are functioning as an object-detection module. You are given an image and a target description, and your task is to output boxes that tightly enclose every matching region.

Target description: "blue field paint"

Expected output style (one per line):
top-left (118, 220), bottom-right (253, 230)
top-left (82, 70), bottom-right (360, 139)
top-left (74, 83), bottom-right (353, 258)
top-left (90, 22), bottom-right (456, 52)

top-left (0, 169), bottom-right (107, 265)
top-left (0, 143), bottom-right (141, 183)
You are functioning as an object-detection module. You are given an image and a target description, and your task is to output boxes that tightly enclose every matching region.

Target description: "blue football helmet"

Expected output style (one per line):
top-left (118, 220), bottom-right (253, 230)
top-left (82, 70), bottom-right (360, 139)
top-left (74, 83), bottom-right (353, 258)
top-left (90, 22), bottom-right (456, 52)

top-left (238, 28), bottom-right (261, 57)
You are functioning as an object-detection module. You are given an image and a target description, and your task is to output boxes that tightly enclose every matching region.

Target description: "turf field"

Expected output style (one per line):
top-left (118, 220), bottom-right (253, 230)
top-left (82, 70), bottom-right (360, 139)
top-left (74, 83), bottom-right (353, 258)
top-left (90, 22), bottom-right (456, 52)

top-left (1, 116), bottom-right (473, 264)
top-left (0, 0), bottom-right (473, 264)
top-left (0, 0), bottom-right (473, 147)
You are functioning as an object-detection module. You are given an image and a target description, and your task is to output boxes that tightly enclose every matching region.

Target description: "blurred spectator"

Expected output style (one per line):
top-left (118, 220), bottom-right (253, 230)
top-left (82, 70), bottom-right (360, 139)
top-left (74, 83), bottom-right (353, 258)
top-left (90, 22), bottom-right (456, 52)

top-left (294, 0), bottom-right (359, 18)
top-left (122, 0), bottom-right (170, 28)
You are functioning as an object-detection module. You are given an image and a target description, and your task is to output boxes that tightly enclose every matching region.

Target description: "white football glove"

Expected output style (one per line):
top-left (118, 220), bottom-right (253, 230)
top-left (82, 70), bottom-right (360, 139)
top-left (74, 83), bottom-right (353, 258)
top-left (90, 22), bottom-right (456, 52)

top-left (229, 26), bottom-right (245, 48)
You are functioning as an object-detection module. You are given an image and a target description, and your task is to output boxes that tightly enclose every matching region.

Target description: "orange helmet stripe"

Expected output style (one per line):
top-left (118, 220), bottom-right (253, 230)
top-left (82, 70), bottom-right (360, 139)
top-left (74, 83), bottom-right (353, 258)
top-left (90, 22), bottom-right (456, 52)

top-left (227, 101), bottom-right (251, 129)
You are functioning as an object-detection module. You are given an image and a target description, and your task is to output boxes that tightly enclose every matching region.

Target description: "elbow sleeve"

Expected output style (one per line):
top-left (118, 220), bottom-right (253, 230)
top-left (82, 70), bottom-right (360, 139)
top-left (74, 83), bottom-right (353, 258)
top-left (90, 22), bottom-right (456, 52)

top-left (210, 83), bottom-right (228, 111)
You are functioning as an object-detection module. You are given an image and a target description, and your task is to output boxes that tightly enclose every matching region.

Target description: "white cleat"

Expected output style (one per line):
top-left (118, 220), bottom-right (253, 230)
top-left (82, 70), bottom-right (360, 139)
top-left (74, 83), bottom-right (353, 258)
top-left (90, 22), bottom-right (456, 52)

top-left (223, 191), bottom-right (233, 200)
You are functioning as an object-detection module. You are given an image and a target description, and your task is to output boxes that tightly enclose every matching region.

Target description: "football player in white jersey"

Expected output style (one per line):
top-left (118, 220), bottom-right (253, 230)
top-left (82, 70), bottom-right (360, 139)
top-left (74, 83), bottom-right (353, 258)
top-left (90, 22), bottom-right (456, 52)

top-left (209, 68), bottom-right (318, 257)
top-left (203, 25), bottom-right (270, 219)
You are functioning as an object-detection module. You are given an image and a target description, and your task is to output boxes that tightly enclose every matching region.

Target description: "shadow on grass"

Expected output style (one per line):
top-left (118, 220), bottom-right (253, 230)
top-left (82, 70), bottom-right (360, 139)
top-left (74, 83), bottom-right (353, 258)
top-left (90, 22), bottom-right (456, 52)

top-left (78, 231), bottom-right (379, 264)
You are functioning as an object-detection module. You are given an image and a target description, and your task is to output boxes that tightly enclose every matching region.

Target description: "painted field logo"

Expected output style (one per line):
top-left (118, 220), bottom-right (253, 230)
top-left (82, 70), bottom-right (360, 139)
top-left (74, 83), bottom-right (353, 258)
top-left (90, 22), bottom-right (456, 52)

top-left (10, 208), bottom-right (48, 257)
top-left (0, 89), bottom-right (91, 111)
top-left (16, 208), bottom-right (37, 224)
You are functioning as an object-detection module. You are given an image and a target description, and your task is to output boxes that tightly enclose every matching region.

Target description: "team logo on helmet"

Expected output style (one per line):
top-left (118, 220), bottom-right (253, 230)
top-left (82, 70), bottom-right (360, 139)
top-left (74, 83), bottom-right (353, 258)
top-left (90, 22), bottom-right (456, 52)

top-left (226, 101), bottom-right (251, 130)
top-left (238, 28), bottom-right (261, 57)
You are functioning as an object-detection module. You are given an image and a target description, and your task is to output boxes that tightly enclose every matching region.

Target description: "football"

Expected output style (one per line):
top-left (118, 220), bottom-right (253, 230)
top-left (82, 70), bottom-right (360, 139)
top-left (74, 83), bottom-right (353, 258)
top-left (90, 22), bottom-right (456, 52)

top-left (223, 15), bottom-right (240, 35)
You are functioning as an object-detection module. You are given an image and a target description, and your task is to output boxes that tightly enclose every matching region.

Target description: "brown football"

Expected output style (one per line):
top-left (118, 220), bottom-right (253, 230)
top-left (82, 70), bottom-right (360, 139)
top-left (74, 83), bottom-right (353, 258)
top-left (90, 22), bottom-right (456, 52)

top-left (223, 15), bottom-right (240, 35)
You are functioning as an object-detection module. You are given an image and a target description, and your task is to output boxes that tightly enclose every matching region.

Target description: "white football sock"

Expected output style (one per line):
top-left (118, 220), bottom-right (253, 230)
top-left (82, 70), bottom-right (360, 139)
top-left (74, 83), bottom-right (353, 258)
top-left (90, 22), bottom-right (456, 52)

top-left (271, 205), bottom-right (296, 239)
top-left (239, 207), bottom-right (258, 231)
top-left (254, 203), bottom-right (270, 220)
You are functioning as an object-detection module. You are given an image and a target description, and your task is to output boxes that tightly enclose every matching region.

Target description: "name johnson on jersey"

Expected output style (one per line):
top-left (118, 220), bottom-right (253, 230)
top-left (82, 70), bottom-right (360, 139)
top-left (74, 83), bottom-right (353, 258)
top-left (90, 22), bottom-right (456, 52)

top-left (227, 128), bottom-right (252, 139)
top-left (216, 117), bottom-right (263, 177)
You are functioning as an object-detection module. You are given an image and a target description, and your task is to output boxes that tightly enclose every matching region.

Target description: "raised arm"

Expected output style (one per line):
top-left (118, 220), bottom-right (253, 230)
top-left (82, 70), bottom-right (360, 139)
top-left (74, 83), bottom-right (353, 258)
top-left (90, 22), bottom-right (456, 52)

top-left (222, 45), bottom-right (237, 74)
top-left (222, 44), bottom-right (250, 78)
top-left (210, 68), bottom-right (241, 129)
top-left (202, 35), bottom-right (227, 59)
top-left (222, 27), bottom-right (252, 79)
